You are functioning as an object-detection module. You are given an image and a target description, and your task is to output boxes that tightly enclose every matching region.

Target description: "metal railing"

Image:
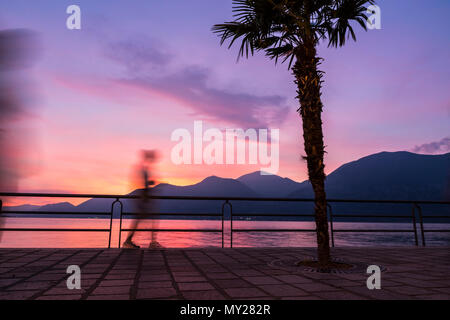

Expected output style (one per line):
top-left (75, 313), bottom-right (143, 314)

top-left (228, 198), bottom-right (449, 247)
top-left (0, 192), bottom-right (449, 248)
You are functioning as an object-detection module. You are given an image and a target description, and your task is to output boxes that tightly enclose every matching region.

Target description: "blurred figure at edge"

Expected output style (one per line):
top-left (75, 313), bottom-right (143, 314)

top-left (0, 29), bottom-right (40, 243)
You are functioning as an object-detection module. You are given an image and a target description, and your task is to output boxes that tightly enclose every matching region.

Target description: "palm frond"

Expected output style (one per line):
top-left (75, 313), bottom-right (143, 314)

top-left (212, 0), bottom-right (376, 66)
top-left (327, 0), bottom-right (375, 47)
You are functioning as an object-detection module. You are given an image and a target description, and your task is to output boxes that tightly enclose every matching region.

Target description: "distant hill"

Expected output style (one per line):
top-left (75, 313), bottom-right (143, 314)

top-left (289, 151), bottom-right (450, 201)
top-left (3, 151), bottom-right (449, 220)
top-left (2, 204), bottom-right (41, 212)
top-left (237, 171), bottom-right (301, 197)
top-left (38, 202), bottom-right (77, 212)
top-left (75, 176), bottom-right (258, 213)
top-left (2, 202), bottom-right (78, 218)
top-left (156, 176), bottom-right (258, 197)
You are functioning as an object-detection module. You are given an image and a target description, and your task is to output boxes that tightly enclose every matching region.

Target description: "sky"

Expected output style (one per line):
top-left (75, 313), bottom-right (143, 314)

top-left (0, 0), bottom-right (449, 201)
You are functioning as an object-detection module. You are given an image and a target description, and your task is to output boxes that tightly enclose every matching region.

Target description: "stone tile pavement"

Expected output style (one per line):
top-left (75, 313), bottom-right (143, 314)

top-left (0, 247), bottom-right (449, 300)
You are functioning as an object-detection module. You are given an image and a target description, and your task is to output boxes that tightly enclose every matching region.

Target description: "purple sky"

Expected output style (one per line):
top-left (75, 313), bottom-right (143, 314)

top-left (0, 0), bottom-right (448, 196)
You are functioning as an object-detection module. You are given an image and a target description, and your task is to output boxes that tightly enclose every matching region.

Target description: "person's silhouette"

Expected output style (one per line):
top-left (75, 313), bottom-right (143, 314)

top-left (123, 150), bottom-right (162, 249)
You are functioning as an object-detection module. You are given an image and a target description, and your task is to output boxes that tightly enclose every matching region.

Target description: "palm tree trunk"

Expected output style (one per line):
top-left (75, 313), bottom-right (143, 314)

top-left (293, 42), bottom-right (331, 266)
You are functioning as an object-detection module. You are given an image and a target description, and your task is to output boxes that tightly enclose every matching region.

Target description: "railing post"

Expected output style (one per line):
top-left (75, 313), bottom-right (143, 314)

top-left (229, 201), bottom-right (233, 248)
top-left (116, 199), bottom-right (124, 248)
top-left (108, 198), bottom-right (122, 249)
top-left (415, 203), bottom-right (426, 246)
top-left (221, 201), bottom-right (227, 248)
top-left (221, 200), bottom-right (233, 248)
top-left (411, 204), bottom-right (419, 246)
top-left (327, 204), bottom-right (335, 248)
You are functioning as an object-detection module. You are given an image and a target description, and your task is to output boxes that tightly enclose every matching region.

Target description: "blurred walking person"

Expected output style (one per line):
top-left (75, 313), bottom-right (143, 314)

top-left (123, 150), bottom-right (162, 249)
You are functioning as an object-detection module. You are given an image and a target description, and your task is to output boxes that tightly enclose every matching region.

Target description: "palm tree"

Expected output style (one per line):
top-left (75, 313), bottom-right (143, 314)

top-left (213, 0), bottom-right (374, 266)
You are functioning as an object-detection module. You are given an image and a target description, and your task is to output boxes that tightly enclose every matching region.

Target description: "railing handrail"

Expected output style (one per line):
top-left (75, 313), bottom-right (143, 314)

top-left (0, 192), bottom-right (449, 205)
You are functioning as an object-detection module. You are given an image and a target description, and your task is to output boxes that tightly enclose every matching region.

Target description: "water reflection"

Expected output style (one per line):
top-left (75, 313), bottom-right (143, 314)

top-left (0, 218), bottom-right (449, 248)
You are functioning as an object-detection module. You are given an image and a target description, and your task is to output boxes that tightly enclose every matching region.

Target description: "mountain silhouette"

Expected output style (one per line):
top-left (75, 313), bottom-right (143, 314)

top-left (289, 151), bottom-right (450, 201)
top-left (237, 171), bottom-right (301, 197)
top-left (155, 176), bottom-right (258, 197)
top-left (74, 176), bottom-right (258, 214)
top-left (38, 202), bottom-right (77, 212)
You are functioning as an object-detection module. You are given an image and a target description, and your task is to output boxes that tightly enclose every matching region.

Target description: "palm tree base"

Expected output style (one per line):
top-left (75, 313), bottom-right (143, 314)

top-left (269, 256), bottom-right (380, 274)
top-left (297, 259), bottom-right (353, 272)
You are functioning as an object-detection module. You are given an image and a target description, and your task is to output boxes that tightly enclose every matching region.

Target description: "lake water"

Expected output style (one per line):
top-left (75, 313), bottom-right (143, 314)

top-left (0, 218), bottom-right (449, 248)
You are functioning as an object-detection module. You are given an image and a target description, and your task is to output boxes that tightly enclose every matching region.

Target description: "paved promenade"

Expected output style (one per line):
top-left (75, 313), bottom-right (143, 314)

top-left (0, 247), bottom-right (449, 300)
